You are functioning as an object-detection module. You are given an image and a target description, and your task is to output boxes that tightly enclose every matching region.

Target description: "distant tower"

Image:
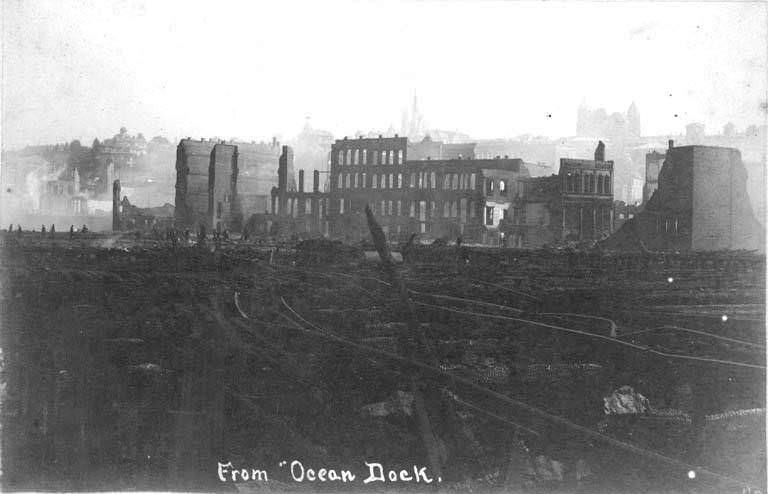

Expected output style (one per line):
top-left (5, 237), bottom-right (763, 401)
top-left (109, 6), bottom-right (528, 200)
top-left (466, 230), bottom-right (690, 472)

top-left (408, 91), bottom-right (425, 140)
top-left (400, 108), bottom-right (409, 138)
top-left (627, 102), bottom-right (641, 137)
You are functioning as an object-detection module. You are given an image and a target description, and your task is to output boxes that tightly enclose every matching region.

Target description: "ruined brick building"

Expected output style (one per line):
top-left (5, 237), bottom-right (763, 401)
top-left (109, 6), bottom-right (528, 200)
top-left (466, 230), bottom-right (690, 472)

top-left (267, 146), bottom-right (326, 237)
top-left (112, 179), bottom-right (174, 231)
top-left (174, 139), bottom-right (239, 232)
top-left (500, 142), bottom-right (615, 248)
top-left (322, 135), bottom-right (530, 244)
top-left (605, 141), bottom-right (764, 252)
top-left (268, 135), bottom-right (533, 244)
top-left (233, 139), bottom-right (283, 215)
top-left (173, 137), bottom-right (282, 232)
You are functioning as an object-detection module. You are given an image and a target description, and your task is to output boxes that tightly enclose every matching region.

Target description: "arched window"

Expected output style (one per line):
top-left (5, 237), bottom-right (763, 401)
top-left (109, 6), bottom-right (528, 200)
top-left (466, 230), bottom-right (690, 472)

top-left (410, 173), bottom-right (416, 188)
top-left (443, 202), bottom-right (450, 217)
top-left (430, 172), bottom-right (436, 189)
top-left (337, 174), bottom-right (342, 189)
top-left (346, 149), bottom-right (352, 166)
top-left (470, 174), bottom-right (476, 190)
top-left (382, 174), bottom-right (388, 188)
top-left (499, 180), bottom-right (507, 193)
top-left (353, 149), bottom-right (359, 165)
top-left (397, 174), bottom-right (403, 188)
top-left (362, 149), bottom-right (367, 165)
top-left (372, 150), bottom-right (378, 165)
top-left (338, 150), bottom-right (344, 165)
top-left (597, 175), bottom-right (603, 194)
top-left (452, 201), bottom-right (458, 217)
top-left (361, 173), bottom-right (366, 188)
top-left (381, 200), bottom-right (386, 215)
top-left (604, 175), bottom-right (611, 193)
top-left (388, 200), bottom-right (393, 216)
top-left (345, 174), bottom-right (351, 188)
top-left (443, 174), bottom-right (450, 189)
top-left (381, 150), bottom-right (386, 165)
top-left (397, 150), bottom-right (403, 165)
top-left (388, 150), bottom-right (394, 165)
top-left (589, 174), bottom-right (595, 193)
top-left (489, 179), bottom-right (495, 193)
top-left (354, 173), bottom-right (359, 188)
top-left (469, 201), bottom-right (475, 218)
top-left (372, 175), bottom-right (378, 188)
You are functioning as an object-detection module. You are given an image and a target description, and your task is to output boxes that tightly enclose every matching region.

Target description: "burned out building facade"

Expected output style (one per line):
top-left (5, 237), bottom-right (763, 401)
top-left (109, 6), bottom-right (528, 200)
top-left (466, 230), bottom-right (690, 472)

top-left (113, 179), bottom-right (174, 231)
top-left (173, 136), bottom-right (283, 232)
top-left (174, 139), bottom-right (239, 232)
top-left (40, 168), bottom-right (88, 216)
top-left (317, 135), bottom-right (530, 244)
top-left (501, 142), bottom-right (615, 248)
top-left (267, 146), bottom-right (327, 237)
top-left (235, 139), bottom-right (282, 215)
top-left (606, 141), bottom-right (765, 252)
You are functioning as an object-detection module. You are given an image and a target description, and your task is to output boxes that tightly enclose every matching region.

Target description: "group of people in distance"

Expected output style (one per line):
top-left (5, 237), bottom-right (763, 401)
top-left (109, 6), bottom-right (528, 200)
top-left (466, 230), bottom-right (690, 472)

top-left (7, 224), bottom-right (89, 239)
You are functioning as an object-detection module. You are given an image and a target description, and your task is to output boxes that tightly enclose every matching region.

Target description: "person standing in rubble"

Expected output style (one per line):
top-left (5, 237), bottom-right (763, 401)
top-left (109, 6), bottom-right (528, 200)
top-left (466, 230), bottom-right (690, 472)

top-left (41, 225), bottom-right (46, 238)
top-left (50, 224), bottom-right (55, 239)
top-left (223, 229), bottom-right (229, 241)
top-left (8, 224), bottom-right (13, 233)
top-left (81, 224), bottom-right (88, 234)
top-left (69, 225), bottom-right (74, 239)
top-left (16, 225), bottom-right (22, 235)
top-left (197, 224), bottom-right (206, 246)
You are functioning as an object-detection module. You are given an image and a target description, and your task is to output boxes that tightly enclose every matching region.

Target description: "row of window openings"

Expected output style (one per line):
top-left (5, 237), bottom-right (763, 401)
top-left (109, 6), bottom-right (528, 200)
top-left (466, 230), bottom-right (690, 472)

top-left (339, 198), bottom-right (480, 220)
top-left (564, 173), bottom-right (611, 194)
top-left (338, 198), bottom-right (514, 229)
top-left (274, 198), bottom-right (327, 217)
top-left (656, 217), bottom-right (680, 235)
top-left (338, 149), bottom-right (403, 166)
top-left (336, 172), bottom-right (478, 191)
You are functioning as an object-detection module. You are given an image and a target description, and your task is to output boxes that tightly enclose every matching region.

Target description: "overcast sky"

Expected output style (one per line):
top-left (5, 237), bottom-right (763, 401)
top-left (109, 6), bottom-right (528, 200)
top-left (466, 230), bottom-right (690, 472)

top-left (2, 0), bottom-right (766, 149)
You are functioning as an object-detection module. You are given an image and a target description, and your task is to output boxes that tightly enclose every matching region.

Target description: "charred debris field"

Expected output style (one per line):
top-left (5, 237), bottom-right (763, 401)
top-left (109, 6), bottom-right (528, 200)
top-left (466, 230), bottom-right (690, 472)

top-left (0, 232), bottom-right (765, 493)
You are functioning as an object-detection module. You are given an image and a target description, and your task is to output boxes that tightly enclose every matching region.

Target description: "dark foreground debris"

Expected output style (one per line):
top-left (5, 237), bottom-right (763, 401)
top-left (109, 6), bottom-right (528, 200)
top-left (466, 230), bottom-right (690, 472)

top-left (0, 233), bottom-right (765, 493)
